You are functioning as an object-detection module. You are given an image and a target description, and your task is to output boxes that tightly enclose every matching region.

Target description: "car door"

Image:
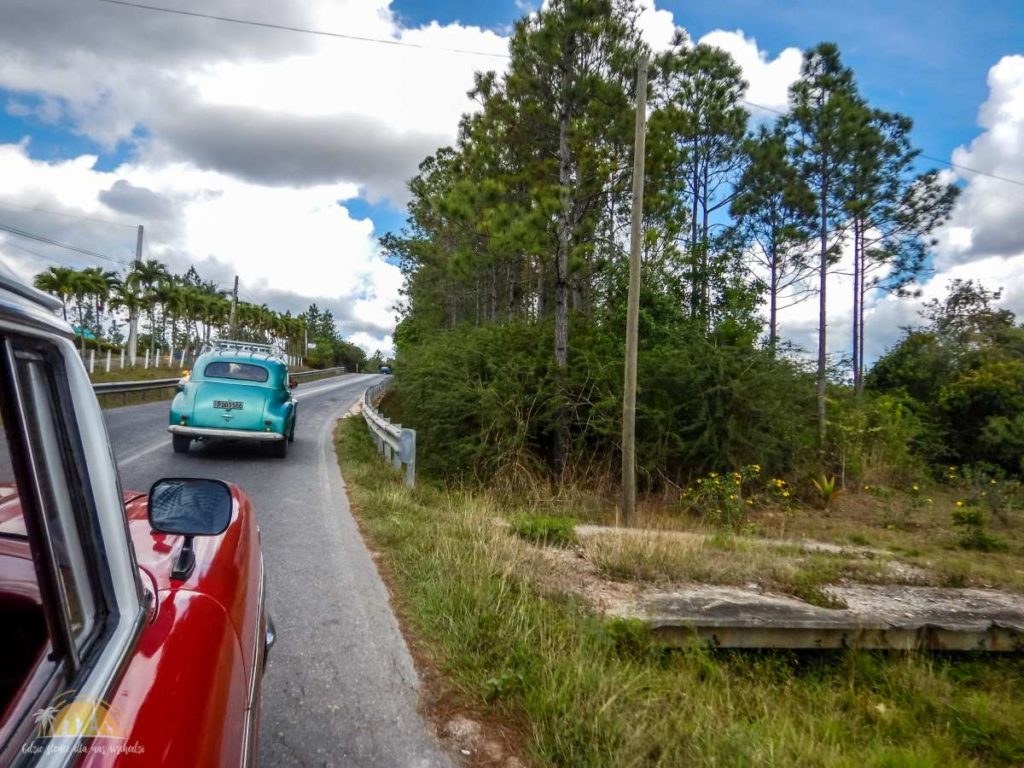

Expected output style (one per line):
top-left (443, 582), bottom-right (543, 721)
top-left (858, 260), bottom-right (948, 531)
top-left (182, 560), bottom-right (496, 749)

top-left (0, 329), bottom-right (144, 767)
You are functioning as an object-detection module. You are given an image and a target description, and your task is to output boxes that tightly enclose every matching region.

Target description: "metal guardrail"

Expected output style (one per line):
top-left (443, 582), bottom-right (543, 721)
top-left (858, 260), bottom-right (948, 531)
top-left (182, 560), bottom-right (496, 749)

top-left (362, 379), bottom-right (416, 487)
top-left (292, 367), bottom-right (346, 383)
top-left (91, 367), bottom-right (348, 399)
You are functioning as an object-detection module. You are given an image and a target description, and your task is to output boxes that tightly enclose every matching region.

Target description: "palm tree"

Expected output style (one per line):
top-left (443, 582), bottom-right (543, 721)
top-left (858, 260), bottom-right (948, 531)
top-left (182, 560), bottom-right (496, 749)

top-left (33, 266), bottom-right (76, 320)
top-left (79, 267), bottom-right (119, 340)
top-left (127, 259), bottom-right (169, 357)
top-left (110, 282), bottom-right (147, 364)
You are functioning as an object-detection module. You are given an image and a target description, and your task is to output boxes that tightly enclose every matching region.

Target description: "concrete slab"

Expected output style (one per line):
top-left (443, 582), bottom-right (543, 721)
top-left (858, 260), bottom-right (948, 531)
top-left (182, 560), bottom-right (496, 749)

top-left (620, 585), bottom-right (1024, 652)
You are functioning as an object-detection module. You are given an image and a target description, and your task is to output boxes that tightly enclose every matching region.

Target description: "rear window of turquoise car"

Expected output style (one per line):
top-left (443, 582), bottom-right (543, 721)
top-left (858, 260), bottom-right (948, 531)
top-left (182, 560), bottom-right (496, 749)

top-left (203, 361), bottom-right (270, 383)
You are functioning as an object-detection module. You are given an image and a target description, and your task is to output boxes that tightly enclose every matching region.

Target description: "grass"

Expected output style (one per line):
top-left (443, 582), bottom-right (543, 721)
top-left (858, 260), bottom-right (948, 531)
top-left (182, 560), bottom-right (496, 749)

top-left (335, 416), bottom-right (1024, 767)
top-left (580, 531), bottom-right (905, 608)
top-left (88, 364), bottom-right (185, 409)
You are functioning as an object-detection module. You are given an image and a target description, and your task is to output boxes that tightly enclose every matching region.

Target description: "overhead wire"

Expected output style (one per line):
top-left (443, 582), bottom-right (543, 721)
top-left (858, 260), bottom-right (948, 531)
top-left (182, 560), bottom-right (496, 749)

top-left (96, 0), bottom-right (507, 58)
top-left (740, 98), bottom-right (1024, 188)
top-left (0, 221), bottom-right (131, 266)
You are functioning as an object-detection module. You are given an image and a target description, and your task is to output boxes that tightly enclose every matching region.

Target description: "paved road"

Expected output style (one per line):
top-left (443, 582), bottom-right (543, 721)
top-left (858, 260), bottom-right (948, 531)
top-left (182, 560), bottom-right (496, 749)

top-left (105, 373), bottom-right (449, 768)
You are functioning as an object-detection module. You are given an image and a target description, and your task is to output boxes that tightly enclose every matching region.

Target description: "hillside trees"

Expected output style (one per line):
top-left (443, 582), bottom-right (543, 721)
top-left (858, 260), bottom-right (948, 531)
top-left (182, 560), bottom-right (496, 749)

top-left (390, 2), bottom-right (968, 485)
top-left (869, 280), bottom-right (1024, 473)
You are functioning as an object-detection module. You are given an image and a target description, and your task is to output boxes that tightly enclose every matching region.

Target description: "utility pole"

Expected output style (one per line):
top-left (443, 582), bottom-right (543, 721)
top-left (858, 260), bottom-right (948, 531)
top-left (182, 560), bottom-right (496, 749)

top-left (620, 56), bottom-right (648, 528)
top-left (229, 275), bottom-right (239, 337)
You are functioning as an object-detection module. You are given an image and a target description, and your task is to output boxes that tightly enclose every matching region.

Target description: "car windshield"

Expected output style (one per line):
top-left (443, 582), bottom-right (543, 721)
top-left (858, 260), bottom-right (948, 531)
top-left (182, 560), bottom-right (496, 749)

top-left (204, 361), bottom-right (270, 383)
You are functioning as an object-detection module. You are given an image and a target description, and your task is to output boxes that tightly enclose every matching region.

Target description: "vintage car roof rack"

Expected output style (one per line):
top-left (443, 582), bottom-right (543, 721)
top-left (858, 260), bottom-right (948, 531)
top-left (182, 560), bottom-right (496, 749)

top-left (201, 339), bottom-right (285, 360)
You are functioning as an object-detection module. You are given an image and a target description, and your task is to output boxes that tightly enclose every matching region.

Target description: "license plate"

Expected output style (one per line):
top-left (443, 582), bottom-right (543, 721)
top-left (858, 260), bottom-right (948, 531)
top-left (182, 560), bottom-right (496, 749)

top-left (213, 400), bottom-right (244, 410)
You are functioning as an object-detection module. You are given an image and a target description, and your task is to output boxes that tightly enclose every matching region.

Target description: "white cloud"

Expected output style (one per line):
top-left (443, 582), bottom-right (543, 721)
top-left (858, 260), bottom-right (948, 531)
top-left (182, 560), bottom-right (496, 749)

top-left (936, 55), bottom-right (1024, 267)
top-left (697, 30), bottom-right (803, 114)
top-left (777, 55), bottom-right (1024, 365)
top-left (0, 143), bottom-right (402, 349)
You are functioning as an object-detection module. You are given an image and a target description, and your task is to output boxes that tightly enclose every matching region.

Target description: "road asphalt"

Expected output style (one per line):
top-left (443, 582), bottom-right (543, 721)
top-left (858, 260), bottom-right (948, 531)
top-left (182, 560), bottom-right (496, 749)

top-left (105, 373), bottom-right (451, 767)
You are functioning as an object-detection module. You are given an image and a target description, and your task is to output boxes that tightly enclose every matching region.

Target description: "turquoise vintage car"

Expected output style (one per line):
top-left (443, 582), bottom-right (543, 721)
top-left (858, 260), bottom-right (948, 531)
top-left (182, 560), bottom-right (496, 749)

top-left (168, 346), bottom-right (297, 458)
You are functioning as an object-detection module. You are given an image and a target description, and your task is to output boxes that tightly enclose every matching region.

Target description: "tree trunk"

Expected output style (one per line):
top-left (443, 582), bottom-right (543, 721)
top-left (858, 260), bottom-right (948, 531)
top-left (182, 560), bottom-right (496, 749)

top-left (554, 70), bottom-right (573, 477)
top-left (857, 226), bottom-right (867, 395)
top-left (768, 241), bottom-right (779, 355)
top-left (128, 311), bottom-right (138, 364)
top-left (852, 215), bottom-right (861, 393)
top-left (817, 177), bottom-right (829, 447)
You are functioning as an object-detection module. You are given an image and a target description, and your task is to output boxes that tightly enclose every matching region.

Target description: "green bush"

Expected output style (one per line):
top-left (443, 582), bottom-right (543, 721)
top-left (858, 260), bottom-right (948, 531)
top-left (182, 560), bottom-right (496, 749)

top-left (394, 315), bottom-right (818, 487)
top-left (509, 514), bottom-right (578, 547)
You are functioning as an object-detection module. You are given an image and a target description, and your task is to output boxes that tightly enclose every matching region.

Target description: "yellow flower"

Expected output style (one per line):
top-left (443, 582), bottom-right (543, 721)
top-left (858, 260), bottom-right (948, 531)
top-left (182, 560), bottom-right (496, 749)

top-left (912, 484), bottom-right (919, 491)
top-left (709, 472), bottom-right (718, 478)
top-left (990, 479), bottom-right (998, 485)
top-left (752, 464), bottom-right (761, 472)
top-left (956, 500), bottom-right (964, 507)
top-left (926, 498), bottom-right (933, 504)
top-left (782, 491), bottom-right (790, 498)
top-left (745, 499), bottom-right (754, 505)
top-left (729, 494), bottom-right (738, 500)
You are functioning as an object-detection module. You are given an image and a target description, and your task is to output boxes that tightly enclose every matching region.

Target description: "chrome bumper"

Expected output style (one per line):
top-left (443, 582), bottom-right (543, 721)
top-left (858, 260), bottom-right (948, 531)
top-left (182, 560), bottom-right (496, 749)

top-left (168, 425), bottom-right (285, 441)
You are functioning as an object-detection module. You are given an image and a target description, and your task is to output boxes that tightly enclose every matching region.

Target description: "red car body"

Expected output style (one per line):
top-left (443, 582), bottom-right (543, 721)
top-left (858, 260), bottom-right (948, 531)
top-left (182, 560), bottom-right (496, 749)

top-left (0, 485), bottom-right (269, 766)
top-left (0, 263), bottom-right (272, 767)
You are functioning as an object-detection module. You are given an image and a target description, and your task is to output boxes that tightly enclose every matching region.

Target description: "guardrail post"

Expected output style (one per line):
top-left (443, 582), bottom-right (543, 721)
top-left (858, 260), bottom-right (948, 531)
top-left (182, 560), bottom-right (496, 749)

top-left (401, 429), bottom-right (416, 487)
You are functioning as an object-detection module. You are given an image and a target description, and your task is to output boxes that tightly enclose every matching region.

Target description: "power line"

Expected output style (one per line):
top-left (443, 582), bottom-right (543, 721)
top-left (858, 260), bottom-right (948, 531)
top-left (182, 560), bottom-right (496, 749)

top-left (0, 198), bottom-right (138, 229)
top-left (0, 239), bottom-right (78, 268)
top-left (96, 0), bottom-right (508, 58)
top-left (741, 98), bottom-right (1024, 189)
top-left (0, 221), bottom-right (131, 266)
top-left (919, 154), bottom-right (1024, 188)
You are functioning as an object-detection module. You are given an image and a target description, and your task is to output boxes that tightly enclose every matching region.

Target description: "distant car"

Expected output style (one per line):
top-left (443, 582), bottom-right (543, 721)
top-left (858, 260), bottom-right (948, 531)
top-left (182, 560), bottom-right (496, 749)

top-left (378, 365), bottom-right (391, 374)
top-left (169, 343), bottom-right (298, 458)
top-left (0, 266), bottom-right (273, 765)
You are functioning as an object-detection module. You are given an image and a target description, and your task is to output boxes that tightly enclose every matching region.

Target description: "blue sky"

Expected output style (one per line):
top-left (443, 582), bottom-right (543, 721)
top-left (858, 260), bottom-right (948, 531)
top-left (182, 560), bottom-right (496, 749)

top-left (0, 0), bottom-right (1022, 355)
top-left (3, 1), bottom-right (1019, 239)
top-left (391, 0), bottom-right (1024, 180)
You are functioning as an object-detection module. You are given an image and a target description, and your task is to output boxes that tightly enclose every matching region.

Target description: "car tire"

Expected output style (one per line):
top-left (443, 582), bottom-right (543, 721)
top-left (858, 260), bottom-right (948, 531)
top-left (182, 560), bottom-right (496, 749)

top-left (172, 434), bottom-right (191, 454)
top-left (270, 438), bottom-right (288, 459)
top-left (288, 424), bottom-right (295, 443)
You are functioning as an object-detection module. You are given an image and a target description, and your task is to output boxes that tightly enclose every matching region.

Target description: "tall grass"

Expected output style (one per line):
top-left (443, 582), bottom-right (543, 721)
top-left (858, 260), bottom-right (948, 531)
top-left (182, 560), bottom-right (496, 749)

top-left (336, 417), bottom-right (1024, 767)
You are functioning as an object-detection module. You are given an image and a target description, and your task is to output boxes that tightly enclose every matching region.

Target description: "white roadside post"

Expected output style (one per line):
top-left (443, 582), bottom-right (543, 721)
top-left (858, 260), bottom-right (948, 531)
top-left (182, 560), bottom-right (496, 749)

top-left (120, 348), bottom-right (125, 369)
top-left (105, 349), bottom-right (111, 373)
top-left (144, 349), bottom-right (150, 369)
top-left (88, 349), bottom-right (95, 374)
top-left (170, 346), bottom-right (175, 368)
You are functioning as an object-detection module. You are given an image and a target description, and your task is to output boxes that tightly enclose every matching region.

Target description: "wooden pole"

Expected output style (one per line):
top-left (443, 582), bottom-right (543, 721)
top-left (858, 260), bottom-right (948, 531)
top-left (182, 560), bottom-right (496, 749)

top-left (620, 56), bottom-right (648, 528)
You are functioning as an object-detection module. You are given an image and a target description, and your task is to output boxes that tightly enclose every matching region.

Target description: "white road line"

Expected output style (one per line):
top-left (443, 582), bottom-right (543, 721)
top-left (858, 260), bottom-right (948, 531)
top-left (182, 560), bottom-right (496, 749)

top-left (117, 437), bottom-right (169, 467)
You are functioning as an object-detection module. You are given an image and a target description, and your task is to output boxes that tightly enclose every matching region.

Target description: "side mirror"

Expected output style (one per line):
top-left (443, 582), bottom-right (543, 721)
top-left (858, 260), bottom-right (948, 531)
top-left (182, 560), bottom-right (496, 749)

top-left (149, 479), bottom-right (233, 580)
top-left (288, 376), bottom-right (298, 389)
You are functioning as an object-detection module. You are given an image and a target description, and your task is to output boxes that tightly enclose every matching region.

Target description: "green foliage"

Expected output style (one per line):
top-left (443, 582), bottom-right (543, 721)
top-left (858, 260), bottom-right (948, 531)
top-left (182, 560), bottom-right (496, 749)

top-left (811, 474), bottom-right (844, 509)
top-left (510, 515), bottom-right (578, 547)
top-left (951, 505), bottom-right (1008, 553)
top-left (680, 466), bottom-right (761, 528)
top-left (396, 314), bottom-right (818, 486)
top-left (870, 280), bottom-right (1024, 476)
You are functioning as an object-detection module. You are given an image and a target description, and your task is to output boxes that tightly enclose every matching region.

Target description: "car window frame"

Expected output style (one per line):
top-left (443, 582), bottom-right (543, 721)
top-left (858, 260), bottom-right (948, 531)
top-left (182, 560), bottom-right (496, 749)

top-left (0, 332), bottom-right (138, 765)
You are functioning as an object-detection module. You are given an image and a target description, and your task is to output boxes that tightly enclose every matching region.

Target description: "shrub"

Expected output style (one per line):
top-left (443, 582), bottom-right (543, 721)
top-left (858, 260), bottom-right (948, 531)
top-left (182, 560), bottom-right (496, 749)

top-left (509, 514), bottom-right (578, 547)
top-left (951, 506), bottom-right (1008, 552)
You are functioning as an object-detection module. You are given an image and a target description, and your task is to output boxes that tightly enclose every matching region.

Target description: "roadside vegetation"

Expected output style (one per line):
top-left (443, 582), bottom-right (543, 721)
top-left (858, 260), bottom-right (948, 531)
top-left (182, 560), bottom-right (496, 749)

top-left (33, 261), bottom-right (385, 372)
top-left (362, 0), bottom-right (1024, 762)
top-left (338, 418), bottom-right (1024, 766)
